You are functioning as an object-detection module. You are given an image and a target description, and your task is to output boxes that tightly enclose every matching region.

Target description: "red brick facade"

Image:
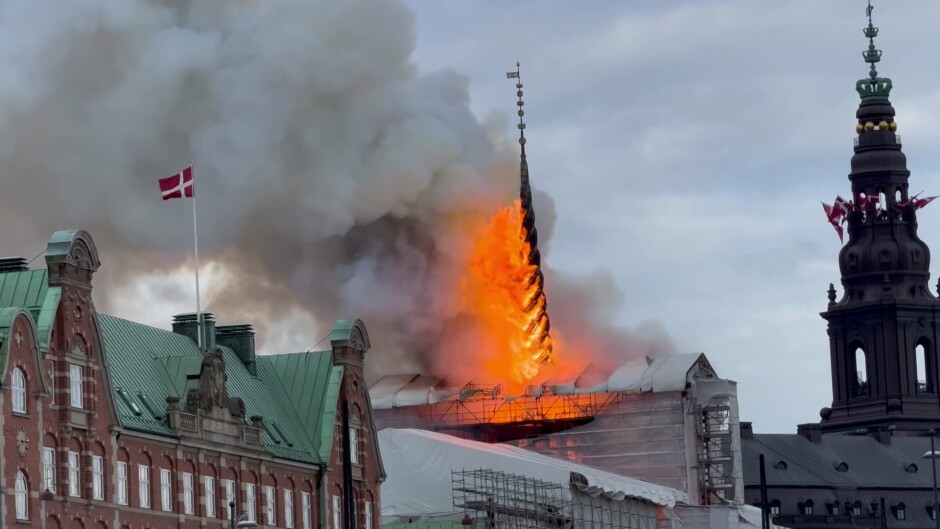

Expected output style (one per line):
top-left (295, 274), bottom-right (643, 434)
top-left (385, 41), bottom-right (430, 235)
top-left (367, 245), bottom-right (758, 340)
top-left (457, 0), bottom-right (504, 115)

top-left (0, 231), bottom-right (383, 529)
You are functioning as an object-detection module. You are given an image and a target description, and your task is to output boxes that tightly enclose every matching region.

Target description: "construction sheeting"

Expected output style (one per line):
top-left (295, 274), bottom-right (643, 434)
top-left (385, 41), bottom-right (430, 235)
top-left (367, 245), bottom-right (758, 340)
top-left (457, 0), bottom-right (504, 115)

top-left (370, 374), bottom-right (445, 408)
top-left (370, 353), bottom-right (713, 409)
top-left (379, 428), bottom-right (688, 522)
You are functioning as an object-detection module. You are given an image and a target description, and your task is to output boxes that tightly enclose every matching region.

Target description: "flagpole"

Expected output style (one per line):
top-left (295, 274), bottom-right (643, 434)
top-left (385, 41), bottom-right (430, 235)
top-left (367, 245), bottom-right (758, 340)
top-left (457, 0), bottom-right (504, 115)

top-left (191, 160), bottom-right (203, 350)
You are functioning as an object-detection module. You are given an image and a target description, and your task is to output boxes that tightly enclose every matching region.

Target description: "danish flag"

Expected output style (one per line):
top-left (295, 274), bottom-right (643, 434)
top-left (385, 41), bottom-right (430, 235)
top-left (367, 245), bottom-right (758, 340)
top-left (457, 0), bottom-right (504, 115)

top-left (821, 202), bottom-right (845, 242)
top-left (854, 192), bottom-right (880, 213)
top-left (158, 166), bottom-right (194, 200)
top-left (899, 192), bottom-right (938, 211)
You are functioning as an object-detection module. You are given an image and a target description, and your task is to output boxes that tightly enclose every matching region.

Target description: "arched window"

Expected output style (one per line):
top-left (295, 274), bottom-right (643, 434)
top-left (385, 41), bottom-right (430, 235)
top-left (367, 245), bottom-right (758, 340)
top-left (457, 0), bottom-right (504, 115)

top-left (917, 341), bottom-right (933, 393)
top-left (15, 470), bottom-right (28, 520)
top-left (853, 345), bottom-right (870, 396)
top-left (12, 367), bottom-right (27, 413)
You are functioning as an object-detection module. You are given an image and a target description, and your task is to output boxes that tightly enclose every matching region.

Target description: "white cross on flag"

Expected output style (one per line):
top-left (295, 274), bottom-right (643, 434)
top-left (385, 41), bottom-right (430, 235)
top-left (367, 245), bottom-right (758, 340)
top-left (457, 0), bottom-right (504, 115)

top-left (158, 166), bottom-right (194, 200)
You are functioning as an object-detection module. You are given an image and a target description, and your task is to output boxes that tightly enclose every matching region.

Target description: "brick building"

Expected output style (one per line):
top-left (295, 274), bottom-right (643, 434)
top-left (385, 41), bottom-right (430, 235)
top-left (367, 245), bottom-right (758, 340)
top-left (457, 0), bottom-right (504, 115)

top-left (0, 229), bottom-right (385, 529)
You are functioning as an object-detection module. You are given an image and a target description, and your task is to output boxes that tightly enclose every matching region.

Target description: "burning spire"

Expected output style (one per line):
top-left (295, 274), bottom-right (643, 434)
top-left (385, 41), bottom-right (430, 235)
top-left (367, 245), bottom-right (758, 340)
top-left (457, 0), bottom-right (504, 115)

top-left (507, 62), bottom-right (554, 366)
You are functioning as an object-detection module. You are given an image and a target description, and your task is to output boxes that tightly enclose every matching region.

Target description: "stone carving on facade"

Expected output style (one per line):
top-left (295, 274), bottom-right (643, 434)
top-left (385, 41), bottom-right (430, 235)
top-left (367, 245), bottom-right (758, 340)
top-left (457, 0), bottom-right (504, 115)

top-left (184, 347), bottom-right (245, 418)
top-left (350, 327), bottom-right (366, 351)
top-left (67, 239), bottom-right (99, 272)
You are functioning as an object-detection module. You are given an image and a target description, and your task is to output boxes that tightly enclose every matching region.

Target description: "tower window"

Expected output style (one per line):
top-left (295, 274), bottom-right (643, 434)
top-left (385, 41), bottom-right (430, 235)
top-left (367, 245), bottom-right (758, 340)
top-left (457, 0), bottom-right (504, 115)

top-left (853, 346), bottom-right (870, 396)
top-left (917, 341), bottom-right (933, 393)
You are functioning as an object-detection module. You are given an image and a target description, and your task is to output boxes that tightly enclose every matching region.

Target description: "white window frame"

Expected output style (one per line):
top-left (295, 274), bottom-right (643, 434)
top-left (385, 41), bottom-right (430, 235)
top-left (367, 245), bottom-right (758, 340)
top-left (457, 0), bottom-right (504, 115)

top-left (69, 364), bottom-right (83, 408)
top-left (92, 455), bottom-right (104, 500)
top-left (205, 476), bottom-right (217, 518)
top-left (116, 462), bottom-right (128, 505)
top-left (11, 367), bottom-right (26, 413)
top-left (365, 501), bottom-right (373, 529)
top-left (222, 479), bottom-right (235, 519)
top-left (285, 489), bottom-right (295, 529)
top-left (139, 464), bottom-right (151, 508)
top-left (68, 451), bottom-right (80, 498)
top-left (265, 485), bottom-right (276, 525)
top-left (332, 494), bottom-right (342, 529)
top-left (15, 470), bottom-right (28, 520)
top-left (160, 468), bottom-right (172, 512)
top-left (42, 447), bottom-right (56, 494)
top-left (302, 492), bottom-right (312, 529)
top-left (183, 472), bottom-right (194, 515)
top-left (349, 426), bottom-right (360, 464)
top-left (245, 483), bottom-right (257, 521)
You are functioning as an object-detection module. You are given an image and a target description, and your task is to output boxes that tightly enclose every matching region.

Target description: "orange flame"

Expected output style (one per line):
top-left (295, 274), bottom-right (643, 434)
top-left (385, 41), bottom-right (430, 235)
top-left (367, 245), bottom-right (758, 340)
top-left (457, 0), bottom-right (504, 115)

top-left (461, 199), bottom-right (554, 384)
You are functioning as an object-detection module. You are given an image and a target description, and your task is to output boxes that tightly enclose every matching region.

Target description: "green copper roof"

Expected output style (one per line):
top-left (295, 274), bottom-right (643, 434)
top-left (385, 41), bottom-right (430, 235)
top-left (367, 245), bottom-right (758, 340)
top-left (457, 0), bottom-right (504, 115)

top-left (262, 352), bottom-right (343, 461)
top-left (0, 269), bottom-right (58, 349)
top-left (0, 269), bottom-right (49, 312)
top-left (98, 314), bottom-right (329, 464)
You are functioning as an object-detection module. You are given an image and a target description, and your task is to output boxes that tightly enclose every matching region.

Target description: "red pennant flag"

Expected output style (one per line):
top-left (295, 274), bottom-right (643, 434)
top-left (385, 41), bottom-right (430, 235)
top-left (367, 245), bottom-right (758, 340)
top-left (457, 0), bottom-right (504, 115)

top-left (159, 166), bottom-right (194, 200)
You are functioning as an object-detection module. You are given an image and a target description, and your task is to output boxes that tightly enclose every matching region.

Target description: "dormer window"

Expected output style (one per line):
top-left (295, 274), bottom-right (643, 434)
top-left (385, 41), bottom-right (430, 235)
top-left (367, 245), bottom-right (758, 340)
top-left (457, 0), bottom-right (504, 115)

top-left (802, 500), bottom-right (814, 515)
top-left (852, 502), bottom-right (862, 516)
top-left (773, 460), bottom-right (787, 470)
top-left (769, 500), bottom-right (781, 516)
top-left (69, 364), bottom-right (83, 408)
top-left (829, 501), bottom-right (840, 515)
top-left (894, 502), bottom-right (906, 521)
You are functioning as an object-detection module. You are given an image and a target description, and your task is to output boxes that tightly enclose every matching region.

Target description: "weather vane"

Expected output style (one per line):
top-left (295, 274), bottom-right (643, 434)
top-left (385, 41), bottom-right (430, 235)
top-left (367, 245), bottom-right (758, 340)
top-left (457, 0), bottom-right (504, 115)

top-left (506, 62), bottom-right (526, 147)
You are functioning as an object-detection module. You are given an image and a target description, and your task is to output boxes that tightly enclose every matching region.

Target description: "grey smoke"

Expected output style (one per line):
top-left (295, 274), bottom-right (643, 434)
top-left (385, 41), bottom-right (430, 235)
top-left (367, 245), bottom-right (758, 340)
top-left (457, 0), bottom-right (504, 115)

top-left (0, 0), bottom-right (673, 382)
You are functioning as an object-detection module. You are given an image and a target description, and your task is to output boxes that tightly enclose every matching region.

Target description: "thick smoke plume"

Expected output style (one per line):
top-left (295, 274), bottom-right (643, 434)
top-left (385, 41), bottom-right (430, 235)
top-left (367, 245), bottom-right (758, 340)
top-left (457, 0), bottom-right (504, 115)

top-left (0, 0), bottom-right (673, 383)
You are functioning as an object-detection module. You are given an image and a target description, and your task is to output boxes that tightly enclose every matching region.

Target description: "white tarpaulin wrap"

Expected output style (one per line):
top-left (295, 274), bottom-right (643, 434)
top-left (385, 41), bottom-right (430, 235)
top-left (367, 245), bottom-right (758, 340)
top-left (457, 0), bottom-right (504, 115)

top-left (371, 353), bottom-right (713, 408)
top-left (379, 428), bottom-right (688, 521)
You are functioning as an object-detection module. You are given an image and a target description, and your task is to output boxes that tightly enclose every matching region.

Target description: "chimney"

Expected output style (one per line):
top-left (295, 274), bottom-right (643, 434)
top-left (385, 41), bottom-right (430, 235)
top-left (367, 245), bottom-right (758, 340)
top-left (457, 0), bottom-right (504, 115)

top-left (797, 423), bottom-right (823, 443)
top-left (216, 324), bottom-right (256, 376)
top-left (0, 257), bottom-right (28, 273)
top-left (870, 425), bottom-right (893, 445)
top-left (172, 313), bottom-right (216, 350)
top-left (740, 422), bottom-right (754, 440)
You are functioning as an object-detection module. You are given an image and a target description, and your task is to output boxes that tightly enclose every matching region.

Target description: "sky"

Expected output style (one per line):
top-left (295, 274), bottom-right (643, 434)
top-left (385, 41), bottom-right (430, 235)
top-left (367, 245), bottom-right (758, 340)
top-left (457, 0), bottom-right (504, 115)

top-left (401, 0), bottom-right (940, 432)
top-left (3, 1), bottom-right (940, 435)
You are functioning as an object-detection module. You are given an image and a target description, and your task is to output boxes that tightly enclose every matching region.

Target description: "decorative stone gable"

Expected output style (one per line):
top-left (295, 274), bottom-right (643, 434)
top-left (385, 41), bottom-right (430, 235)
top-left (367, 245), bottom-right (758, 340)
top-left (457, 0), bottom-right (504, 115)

top-left (166, 347), bottom-right (265, 450)
top-left (45, 229), bottom-right (101, 289)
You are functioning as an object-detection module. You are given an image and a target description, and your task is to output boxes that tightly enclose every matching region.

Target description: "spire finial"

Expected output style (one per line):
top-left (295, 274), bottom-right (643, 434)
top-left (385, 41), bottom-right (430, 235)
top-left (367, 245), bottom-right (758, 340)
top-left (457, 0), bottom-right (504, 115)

top-left (506, 61), bottom-right (526, 150)
top-left (864, 1), bottom-right (880, 80)
top-left (856, 1), bottom-right (892, 101)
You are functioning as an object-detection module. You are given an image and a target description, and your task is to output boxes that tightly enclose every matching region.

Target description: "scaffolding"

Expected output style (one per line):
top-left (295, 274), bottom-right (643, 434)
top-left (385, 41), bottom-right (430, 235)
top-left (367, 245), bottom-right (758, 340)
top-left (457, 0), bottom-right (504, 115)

top-left (452, 469), bottom-right (660, 529)
top-left (696, 396), bottom-right (737, 505)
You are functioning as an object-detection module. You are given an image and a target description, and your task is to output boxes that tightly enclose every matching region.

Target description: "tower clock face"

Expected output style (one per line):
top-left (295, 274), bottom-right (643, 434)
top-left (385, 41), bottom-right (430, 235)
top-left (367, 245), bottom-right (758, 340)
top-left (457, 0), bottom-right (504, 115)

top-left (16, 429), bottom-right (29, 457)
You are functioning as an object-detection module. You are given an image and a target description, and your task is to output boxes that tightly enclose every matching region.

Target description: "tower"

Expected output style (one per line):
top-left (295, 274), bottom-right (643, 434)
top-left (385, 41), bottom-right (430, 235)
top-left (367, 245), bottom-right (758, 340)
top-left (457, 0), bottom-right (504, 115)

top-left (819, 2), bottom-right (940, 432)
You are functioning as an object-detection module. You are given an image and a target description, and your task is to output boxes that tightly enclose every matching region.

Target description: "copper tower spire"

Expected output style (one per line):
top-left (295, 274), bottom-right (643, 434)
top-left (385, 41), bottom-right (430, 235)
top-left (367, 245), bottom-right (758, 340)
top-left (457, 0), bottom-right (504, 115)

top-left (507, 62), bottom-right (553, 365)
